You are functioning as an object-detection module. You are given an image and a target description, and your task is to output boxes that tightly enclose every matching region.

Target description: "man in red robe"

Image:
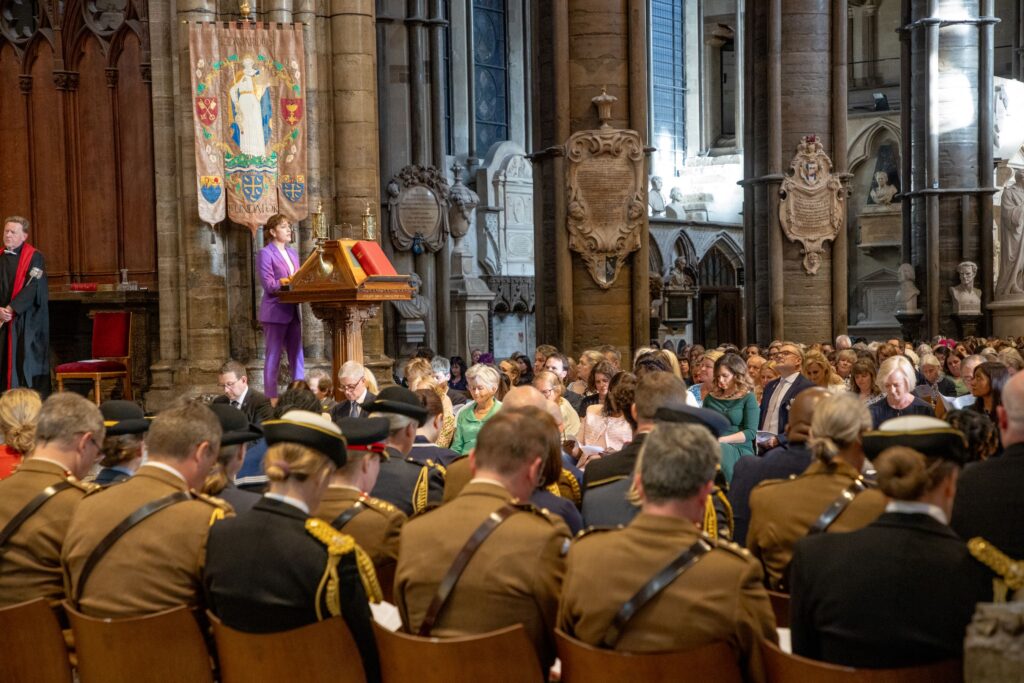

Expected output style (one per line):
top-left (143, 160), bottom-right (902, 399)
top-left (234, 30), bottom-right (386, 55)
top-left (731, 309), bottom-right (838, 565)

top-left (0, 216), bottom-right (49, 395)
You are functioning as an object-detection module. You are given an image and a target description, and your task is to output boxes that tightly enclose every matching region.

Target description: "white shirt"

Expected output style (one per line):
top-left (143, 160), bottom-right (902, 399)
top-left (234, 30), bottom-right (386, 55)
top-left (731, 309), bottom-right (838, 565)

top-left (264, 492), bottom-right (310, 514)
top-left (274, 242), bottom-right (296, 276)
top-left (231, 386), bottom-right (249, 409)
top-left (140, 461), bottom-right (189, 486)
top-left (885, 500), bottom-right (948, 525)
top-left (763, 372), bottom-right (800, 435)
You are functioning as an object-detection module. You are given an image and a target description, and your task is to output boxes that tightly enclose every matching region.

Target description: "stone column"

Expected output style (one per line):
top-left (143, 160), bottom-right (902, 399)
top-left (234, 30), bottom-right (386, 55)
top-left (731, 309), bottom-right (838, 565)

top-left (531, 0), bottom-right (649, 357)
top-left (331, 0), bottom-right (391, 381)
top-left (744, 0), bottom-right (846, 343)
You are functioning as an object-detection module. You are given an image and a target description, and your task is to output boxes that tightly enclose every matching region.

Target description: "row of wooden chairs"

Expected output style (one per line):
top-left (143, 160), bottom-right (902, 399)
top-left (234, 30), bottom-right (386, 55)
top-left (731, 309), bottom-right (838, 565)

top-left (0, 597), bottom-right (963, 683)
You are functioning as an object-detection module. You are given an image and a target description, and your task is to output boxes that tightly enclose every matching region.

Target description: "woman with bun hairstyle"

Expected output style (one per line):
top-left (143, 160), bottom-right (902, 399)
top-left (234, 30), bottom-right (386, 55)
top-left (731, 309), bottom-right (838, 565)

top-left (204, 410), bottom-right (382, 683)
top-left (789, 417), bottom-right (991, 668)
top-left (0, 388), bottom-right (40, 479)
top-left (746, 392), bottom-right (887, 591)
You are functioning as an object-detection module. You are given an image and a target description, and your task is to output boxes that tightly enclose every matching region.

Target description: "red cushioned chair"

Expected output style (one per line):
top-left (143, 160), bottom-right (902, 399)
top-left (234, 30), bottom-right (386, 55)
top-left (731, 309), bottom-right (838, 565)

top-left (55, 311), bottom-right (133, 403)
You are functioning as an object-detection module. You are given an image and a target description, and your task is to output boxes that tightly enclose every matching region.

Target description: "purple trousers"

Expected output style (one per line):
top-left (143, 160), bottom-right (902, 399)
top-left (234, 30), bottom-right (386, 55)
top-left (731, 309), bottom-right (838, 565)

top-left (263, 319), bottom-right (304, 398)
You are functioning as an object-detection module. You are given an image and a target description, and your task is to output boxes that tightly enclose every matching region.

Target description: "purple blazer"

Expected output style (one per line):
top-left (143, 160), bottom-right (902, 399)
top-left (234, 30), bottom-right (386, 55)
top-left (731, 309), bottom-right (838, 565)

top-left (257, 243), bottom-right (301, 325)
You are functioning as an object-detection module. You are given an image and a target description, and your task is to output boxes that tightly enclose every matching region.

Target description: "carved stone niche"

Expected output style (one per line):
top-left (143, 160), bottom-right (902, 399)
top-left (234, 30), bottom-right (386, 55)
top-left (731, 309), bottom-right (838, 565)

top-left (564, 89), bottom-right (646, 289)
top-left (387, 165), bottom-right (451, 255)
top-left (779, 135), bottom-right (846, 275)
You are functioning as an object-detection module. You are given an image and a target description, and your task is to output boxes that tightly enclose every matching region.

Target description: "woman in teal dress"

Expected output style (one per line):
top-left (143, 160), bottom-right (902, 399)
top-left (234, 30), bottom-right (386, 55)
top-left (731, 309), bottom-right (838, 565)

top-left (451, 363), bottom-right (502, 455)
top-left (702, 352), bottom-right (758, 483)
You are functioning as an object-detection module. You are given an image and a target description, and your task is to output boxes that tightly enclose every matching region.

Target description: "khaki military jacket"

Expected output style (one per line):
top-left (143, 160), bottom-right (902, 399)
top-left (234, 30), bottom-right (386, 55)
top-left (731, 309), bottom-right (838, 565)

top-left (747, 459), bottom-right (887, 590)
top-left (0, 459), bottom-right (95, 607)
top-left (394, 480), bottom-right (570, 669)
top-left (315, 485), bottom-right (406, 570)
top-left (441, 456), bottom-right (471, 503)
top-left (558, 513), bottom-right (778, 683)
top-left (61, 463), bottom-right (232, 617)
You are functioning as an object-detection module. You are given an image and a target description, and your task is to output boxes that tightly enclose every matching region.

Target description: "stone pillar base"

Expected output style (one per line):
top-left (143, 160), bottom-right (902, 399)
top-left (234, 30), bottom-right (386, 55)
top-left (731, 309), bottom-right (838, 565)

top-left (954, 313), bottom-right (984, 339)
top-left (450, 276), bottom-right (495, 361)
top-left (894, 311), bottom-right (925, 342)
top-left (989, 298), bottom-right (1024, 337)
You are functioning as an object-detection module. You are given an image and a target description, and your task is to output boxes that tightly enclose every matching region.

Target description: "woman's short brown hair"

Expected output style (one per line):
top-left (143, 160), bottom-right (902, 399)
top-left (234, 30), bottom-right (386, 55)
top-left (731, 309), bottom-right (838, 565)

top-left (263, 214), bottom-right (290, 242)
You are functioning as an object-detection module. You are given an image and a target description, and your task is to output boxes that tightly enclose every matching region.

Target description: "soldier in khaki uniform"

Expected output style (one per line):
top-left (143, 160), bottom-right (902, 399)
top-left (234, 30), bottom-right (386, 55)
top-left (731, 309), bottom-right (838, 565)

top-left (559, 421), bottom-right (777, 683)
top-left (62, 401), bottom-right (231, 617)
top-left (0, 393), bottom-right (104, 606)
top-left (747, 393), bottom-right (887, 590)
top-left (316, 417), bottom-right (405, 584)
top-left (394, 407), bottom-right (570, 671)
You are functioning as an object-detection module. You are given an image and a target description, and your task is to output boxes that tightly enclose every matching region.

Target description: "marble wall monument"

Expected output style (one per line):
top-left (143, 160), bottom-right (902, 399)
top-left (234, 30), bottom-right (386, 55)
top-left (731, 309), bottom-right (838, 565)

top-left (992, 168), bottom-right (1024, 335)
top-left (564, 89), bottom-right (646, 289)
top-left (779, 135), bottom-right (845, 275)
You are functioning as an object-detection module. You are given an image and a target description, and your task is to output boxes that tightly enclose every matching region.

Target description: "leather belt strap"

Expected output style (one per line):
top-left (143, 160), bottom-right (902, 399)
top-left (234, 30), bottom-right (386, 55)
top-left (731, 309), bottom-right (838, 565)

top-left (418, 504), bottom-right (519, 636)
top-left (0, 482), bottom-right (73, 551)
top-left (601, 538), bottom-right (713, 649)
top-left (331, 503), bottom-right (364, 531)
top-left (808, 478), bottom-right (867, 535)
top-left (74, 492), bottom-right (190, 604)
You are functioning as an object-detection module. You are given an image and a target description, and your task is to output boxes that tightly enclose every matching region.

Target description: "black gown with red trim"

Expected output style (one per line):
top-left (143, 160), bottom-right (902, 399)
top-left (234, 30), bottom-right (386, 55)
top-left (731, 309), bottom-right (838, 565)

top-left (0, 244), bottom-right (49, 395)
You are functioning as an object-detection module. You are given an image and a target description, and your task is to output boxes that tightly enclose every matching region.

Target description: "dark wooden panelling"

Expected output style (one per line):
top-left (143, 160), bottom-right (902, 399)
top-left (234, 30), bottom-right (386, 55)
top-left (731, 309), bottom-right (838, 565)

top-left (29, 44), bottom-right (71, 283)
top-left (75, 38), bottom-right (119, 278)
top-left (116, 33), bottom-right (156, 286)
top-left (0, 45), bottom-right (30, 220)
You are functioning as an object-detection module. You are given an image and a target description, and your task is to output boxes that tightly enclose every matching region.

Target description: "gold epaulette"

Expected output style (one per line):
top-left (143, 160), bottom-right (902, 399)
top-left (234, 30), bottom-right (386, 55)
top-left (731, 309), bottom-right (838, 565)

top-left (713, 535), bottom-right (754, 561)
top-left (545, 481), bottom-right (561, 497)
top-left (192, 491), bottom-right (234, 525)
top-left (968, 537), bottom-right (1024, 601)
top-left (412, 463), bottom-right (430, 515)
top-left (304, 518), bottom-right (383, 611)
top-left (559, 469), bottom-right (582, 506)
top-left (68, 477), bottom-right (102, 494)
top-left (425, 458), bottom-right (446, 477)
top-left (359, 494), bottom-right (402, 517)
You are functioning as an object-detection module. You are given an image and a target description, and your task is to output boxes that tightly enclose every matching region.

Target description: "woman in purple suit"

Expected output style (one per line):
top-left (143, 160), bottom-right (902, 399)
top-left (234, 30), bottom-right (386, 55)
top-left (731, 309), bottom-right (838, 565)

top-left (257, 214), bottom-right (304, 399)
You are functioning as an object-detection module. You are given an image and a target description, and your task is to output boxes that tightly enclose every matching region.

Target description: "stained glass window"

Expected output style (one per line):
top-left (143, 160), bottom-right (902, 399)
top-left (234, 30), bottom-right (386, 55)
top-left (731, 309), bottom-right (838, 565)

top-left (473, 0), bottom-right (508, 155)
top-left (651, 0), bottom-right (686, 171)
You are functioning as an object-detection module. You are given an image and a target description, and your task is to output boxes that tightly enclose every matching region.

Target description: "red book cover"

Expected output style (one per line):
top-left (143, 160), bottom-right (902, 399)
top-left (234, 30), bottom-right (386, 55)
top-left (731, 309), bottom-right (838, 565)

top-left (351, 241), bottom-right (398, 276)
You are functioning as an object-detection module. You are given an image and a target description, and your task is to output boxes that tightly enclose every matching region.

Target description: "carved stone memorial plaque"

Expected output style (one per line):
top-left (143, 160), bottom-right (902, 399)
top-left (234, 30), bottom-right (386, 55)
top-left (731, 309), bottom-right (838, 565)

top-left (387, 164), bottom-right (450, 254)
top-left (564, 89), bottom-right (646, 289)
top-left (779, 135), bottom-right (845, 275)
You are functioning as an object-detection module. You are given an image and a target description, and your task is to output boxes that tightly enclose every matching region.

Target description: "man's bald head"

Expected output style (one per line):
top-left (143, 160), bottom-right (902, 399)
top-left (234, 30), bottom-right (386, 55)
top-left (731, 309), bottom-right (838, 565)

top-left (998, 370), bottom-right (1024, 447)
top-left (785, 386), bottom-right (830, 444)
top-left (500, 385), bottom-right (548, 411)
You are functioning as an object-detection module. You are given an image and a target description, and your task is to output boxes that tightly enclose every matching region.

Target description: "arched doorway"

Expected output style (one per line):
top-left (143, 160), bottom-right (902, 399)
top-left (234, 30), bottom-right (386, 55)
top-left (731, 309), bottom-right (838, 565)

top-left (696, 241), bottom-right (743, 347)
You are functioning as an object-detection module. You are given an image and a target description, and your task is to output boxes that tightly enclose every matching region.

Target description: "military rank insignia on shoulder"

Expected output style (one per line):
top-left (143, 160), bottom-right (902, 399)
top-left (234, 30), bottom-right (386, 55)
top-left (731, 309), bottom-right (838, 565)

top-left (193, 491), bottom-right (233, 511)
top-left (575, 525), bottom-right (621, 540)
top-left (713, 536), bottom-right (754, 560)
top-left (360, 494), bottom-right (400, 516)
top-left (69, 478), bottom-right (102, 494)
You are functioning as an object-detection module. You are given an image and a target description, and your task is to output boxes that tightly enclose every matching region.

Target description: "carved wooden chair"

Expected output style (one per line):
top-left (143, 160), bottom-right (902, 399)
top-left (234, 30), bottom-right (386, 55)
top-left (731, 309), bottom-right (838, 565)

top-left (761, 640), bottom-right (963, 683)
top-left (55, 310), bottom-right (133, 402)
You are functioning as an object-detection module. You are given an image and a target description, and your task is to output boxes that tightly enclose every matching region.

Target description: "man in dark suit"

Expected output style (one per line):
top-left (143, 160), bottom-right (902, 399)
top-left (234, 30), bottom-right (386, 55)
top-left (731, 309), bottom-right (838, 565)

top-left (730, 386), bottom-right (827, 545)
top-left (213, 360), bottom-right (274, 425)
top-left (329, 360), bottom-right (376, 421)
top-left (952, 371), bottom-right (1024, 577)
top-left (758, 342), bottom-right (815, 449)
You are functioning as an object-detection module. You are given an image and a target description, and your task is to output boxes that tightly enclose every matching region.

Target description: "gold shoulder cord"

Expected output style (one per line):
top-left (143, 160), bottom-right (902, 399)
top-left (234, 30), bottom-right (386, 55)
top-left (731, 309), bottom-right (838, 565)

top-left (703, 496), bottom-right (719, 540)
top-left (545, 481), bottom-right (561, 497)
top-left (968, 537), bottom-right (1024, 603)
top-left (715, 488), bottom-right (734, 539)
top-left (305, 519), bottom-right (383, 617)
top-left (413, 465), bottom-right (430, 514)
top-left (561, 470), bottom-right (582, 506)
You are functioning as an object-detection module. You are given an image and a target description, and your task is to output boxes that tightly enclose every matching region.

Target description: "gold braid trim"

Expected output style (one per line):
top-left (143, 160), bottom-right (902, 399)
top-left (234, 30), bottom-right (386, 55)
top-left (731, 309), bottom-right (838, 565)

top-left (968, 538), bottom-right (1024, 591)
top-left (354, 545), bottom-right (383, 604)
top-left (715, 488), bottom-right (734, 540)
top-left (304, 519), bottom-right (384, 607)
top-left (546, 481), bottom-right (561, 497)
top-left (427, 459), bottom-right (447, 477)
top-left (437, 414), bottom-right (456, 449)
top-left (209, 507), bottom-right (226, 526)
top-left (413, 465), bottom-right (430, 515)
top-left (703, 496), bottom-right (718, 540)
top-left (560, 470), bottom-right (582, 506)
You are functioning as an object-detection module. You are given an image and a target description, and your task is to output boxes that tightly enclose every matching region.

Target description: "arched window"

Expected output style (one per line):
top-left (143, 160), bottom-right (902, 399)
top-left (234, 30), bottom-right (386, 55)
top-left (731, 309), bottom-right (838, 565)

top-left (698, 245), bottom-right (737, 287)
top-left (473, 0), bottom-right (508, 154)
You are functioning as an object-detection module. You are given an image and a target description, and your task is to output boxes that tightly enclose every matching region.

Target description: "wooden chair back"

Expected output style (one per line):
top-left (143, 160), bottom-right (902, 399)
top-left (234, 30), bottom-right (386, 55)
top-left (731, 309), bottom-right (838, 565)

top-left (0, 598), bottom-right (73, 683)
top-left (372, 621), bottom-right (544, 683)
top-left (761, 640), bottom-right (963, 683)
top-left (209, 612), bottom-right (366, 683)
top-left (768, 590), bottom-right (790, 628)
top-left (64, 601), bottom-right (214, 683)
top-left (555, 629), bottom-right (743, 683)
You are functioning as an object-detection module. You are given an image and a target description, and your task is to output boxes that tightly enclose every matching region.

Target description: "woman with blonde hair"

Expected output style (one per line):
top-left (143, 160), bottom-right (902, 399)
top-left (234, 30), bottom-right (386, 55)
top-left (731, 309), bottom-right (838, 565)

top-left (451, 364), bottom-right (502, 455)
top-left (533, 370), bottom-right (581, 440)
top-left (803, 350), bottom-right (845, 391)
top-left (747, 393), bottom-right (887, 591)
top-left (406, 372), bottom-right (456, 449)
top-left (687, 350), bottom-right (723, 407)
top-left (0, 388), bottom-right (41, 479)
top-left (870, 355), bottom-right (933, 427)
top-left (204, 410), bottom-right (382, 680)
top-left (568, 350), bottom-right (605, 397)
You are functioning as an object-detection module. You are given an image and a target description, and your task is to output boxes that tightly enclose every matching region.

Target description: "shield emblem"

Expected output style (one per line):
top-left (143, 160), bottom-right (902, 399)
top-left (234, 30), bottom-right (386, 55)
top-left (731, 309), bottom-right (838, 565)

top-left (200, 176), bottom-right (222, 204)
top-left (195, 97), bottom-right (218, 126)
top-left (280, 98), bottom-right (304, 126)
top-left (239, 171), bottom-right (265, 202)
top-left (281, 174), bottom-right (305, 203)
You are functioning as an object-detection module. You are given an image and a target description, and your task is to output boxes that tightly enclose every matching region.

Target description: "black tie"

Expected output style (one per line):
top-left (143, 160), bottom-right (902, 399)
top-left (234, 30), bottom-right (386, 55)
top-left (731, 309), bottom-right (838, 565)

top-left (231, 400), bottom-right (240, 409)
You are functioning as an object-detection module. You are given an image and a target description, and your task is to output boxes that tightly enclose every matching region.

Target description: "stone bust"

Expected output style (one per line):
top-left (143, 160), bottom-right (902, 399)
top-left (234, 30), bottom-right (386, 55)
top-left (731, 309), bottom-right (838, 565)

top-left (392, 272), bottom-right (429, 321)
top-left (950, 261), bottom-right (982, 315)
top-left (667, 256), bottom-right (693, 288)
top-left (896, 263), bottom-right (921, 313)
top-left (665, 187), bottom-right (685, 219)
top-left (870, 170), bottom-right (897, 205)
top-left (649, 176), bottom-right (666, 216)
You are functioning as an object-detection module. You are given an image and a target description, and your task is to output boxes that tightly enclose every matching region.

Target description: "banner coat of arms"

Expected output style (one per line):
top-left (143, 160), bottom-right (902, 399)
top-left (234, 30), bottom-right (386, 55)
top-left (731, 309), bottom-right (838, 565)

top-left (189, 23), bottom-right (308, 233)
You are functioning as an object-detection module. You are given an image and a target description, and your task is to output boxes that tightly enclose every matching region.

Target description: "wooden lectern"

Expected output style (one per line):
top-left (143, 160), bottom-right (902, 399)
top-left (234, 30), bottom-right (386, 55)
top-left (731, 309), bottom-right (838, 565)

top-left (278, 239), bottom-right (411, 401)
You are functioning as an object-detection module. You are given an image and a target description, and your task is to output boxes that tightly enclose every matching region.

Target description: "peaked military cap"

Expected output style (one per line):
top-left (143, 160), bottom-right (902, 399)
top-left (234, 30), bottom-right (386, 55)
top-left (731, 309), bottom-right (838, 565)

top-left (362, 386), bottom-right (428, 427)
top-left (863, 415), bottom-right (968, 466)
top-left (264, 410), bottom-right (348, 467)
top-left (336, 416), bottom-right (391, 459)
top-left (209, 402), bottom-right (263, 447)
top-left (100, 400), bottom-right (150, 437)
top-left (654, 403), bottom-right (731, 438)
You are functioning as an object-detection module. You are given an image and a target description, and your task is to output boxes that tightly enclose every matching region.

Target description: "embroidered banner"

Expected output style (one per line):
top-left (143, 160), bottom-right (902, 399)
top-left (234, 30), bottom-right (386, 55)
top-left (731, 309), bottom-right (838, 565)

top-left (189, 23), bottom-right (308, 233)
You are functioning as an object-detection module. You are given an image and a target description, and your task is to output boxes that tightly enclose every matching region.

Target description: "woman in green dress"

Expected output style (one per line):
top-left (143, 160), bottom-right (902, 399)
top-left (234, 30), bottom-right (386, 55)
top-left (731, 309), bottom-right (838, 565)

top-left (451, 363), bottom-right (503, 455)
top-left (702, 352), bottom-right (758, 483)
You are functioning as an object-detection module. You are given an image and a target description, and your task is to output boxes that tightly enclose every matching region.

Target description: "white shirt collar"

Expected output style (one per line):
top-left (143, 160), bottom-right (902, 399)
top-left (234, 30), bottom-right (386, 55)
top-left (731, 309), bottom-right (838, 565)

top-left (264, 492), bottom-right (310, 514)
top-left (234, 386), bottom-right (248, 406)
top-left (782, 371), bottom-right (800, 384)
top-left (140, 460), bottom-right (189, 485)
top-left (885, 500), bottom-right (948, 525)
